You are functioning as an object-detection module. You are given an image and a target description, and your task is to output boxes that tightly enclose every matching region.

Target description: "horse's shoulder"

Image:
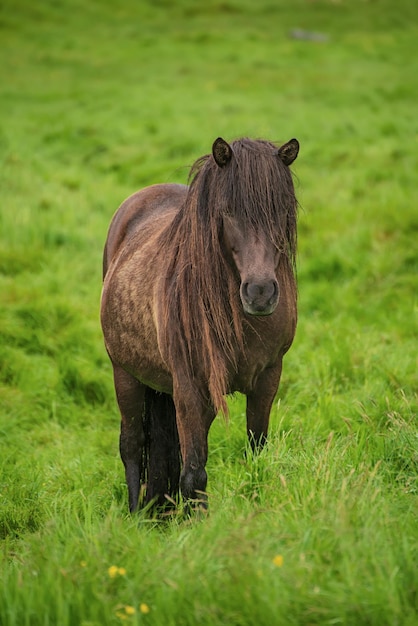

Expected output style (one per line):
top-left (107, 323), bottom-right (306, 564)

top-left (103, 184), bottom-right (187, 277)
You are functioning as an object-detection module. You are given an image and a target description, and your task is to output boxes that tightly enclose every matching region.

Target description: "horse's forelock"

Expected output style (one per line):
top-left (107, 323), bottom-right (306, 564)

top-left (189, 139), bottom-right (297, 257)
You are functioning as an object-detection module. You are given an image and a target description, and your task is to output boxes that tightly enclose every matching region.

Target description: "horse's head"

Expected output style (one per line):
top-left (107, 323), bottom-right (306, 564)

top-left (213, 136), bottom-right (299, 317)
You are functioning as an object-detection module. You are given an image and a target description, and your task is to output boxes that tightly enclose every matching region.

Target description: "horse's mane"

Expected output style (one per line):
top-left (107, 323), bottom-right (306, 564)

top-left (158, 138), bottom-right (298, 414)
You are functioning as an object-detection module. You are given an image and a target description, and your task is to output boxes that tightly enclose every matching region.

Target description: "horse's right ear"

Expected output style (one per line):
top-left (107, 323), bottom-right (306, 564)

top-left (212, 137), bottom-right (233, 168)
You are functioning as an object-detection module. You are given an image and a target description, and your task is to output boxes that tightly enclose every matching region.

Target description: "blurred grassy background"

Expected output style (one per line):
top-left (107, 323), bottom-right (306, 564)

top-left (0, 1), bottom-right (417, 624)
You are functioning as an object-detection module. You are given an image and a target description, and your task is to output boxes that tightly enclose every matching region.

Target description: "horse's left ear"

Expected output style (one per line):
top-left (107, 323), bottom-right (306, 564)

top-left (277, 138), bottom-right (299, 166)
top-left (212, 137), bottom-right (233, 168)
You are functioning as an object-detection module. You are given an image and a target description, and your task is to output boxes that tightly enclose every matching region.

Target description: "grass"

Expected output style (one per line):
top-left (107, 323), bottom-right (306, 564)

top-left (0, 0), bottom-right (417, 624)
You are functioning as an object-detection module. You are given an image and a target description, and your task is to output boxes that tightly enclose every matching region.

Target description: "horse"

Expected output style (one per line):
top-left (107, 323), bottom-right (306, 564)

top-left (100, 136), bottom-right (299, 512)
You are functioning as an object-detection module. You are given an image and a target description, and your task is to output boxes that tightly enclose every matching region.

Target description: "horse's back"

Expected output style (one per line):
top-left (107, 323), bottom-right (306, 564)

top-left (103, 183), bottom-right (187, 278)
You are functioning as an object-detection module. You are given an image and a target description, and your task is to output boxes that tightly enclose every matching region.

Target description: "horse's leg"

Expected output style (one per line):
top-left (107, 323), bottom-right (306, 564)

top-left (246, 360), bottom-right (283, 451)
top-left (173, 383), bottom-right (216, 508)
top-left (112, 364), bottom-right (145, 512)
top-left (145, 389), bottom-right (180, 508)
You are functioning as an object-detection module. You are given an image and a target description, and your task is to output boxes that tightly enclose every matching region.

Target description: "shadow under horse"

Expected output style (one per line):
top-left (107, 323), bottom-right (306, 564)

top-left (101, 136), bottom-right (299, 512)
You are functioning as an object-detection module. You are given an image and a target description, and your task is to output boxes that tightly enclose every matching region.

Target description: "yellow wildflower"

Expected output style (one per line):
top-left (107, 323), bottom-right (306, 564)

top-left (124, 606), bottom-right (135, 615)
top-left (273, 554), bottom-right (284, 567)
top-left (140, 603), bottom-right (150, 614)
top-left (108, 565), bottom-right (126, 578)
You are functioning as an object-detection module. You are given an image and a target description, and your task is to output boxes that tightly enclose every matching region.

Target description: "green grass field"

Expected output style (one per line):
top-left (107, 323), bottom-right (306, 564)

top-left (0, 0), bottom-right (417, 624)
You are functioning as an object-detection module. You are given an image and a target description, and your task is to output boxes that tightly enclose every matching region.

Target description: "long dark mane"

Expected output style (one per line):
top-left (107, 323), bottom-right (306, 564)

top-left (158, 138), bottom-right (298, 414)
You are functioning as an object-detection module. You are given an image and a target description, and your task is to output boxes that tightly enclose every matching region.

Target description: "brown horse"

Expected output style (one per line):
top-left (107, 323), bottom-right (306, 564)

top-left (101, 136), bottom-right (299, 512)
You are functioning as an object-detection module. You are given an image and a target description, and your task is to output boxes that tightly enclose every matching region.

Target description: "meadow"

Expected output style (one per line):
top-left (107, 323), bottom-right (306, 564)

top-left (0, 0), bottom-right (417, 624)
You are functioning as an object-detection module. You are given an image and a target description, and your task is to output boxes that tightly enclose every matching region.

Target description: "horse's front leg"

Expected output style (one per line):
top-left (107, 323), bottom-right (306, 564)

top-left (173, 381), bottom-right (216, 509)
top-left (112, 364), bottom-right (146, 512)
top-left (246, 359), bottom-right (283, 452)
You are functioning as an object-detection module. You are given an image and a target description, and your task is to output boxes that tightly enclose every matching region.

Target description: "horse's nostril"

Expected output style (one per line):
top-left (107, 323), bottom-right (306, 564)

top-left (269, 281), bottom-right (279, 304)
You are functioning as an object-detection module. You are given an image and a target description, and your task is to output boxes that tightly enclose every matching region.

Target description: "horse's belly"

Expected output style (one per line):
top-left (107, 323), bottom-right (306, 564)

top-left (101, 259), bottom-right (173, 394)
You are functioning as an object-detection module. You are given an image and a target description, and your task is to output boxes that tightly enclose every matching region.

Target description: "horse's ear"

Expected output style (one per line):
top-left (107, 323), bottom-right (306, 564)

top-left (277, 138), bottom-right (299, 166)
top-left (212, 137), bottom-right (233, 168)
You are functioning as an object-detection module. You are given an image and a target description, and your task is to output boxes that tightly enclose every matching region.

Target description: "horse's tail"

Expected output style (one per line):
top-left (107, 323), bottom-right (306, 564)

top-left (142, 387), bottom-right (181, 508)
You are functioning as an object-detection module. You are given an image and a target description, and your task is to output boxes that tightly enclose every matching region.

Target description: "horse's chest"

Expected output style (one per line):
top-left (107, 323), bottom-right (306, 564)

top-left (232, 312), bottom-right (295, 394)
top-left (233, 347), bottom-right (278, 394)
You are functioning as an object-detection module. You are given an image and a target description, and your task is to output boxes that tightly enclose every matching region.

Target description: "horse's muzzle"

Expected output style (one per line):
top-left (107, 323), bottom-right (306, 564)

top-left (241, 279), bottom-right (279, 316)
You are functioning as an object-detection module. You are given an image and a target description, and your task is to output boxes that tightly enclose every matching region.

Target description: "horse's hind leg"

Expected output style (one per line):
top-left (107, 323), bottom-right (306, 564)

top-left (112, 364), bottom-right (145, 512)
top-left (145, 388), bottom-right (181, 508)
